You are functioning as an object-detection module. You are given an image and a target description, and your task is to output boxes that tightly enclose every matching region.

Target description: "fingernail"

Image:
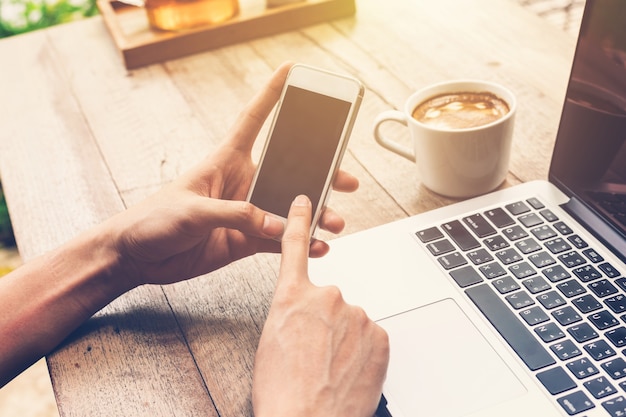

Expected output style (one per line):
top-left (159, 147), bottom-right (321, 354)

top-left (293, 195), bottom-right (310, 207)
top-left (263, 215), bottom-right (284, 236)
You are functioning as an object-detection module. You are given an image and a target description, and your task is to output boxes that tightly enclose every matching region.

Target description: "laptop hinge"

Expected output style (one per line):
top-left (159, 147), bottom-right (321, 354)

top-left (561, 197), bottom-right (626, 264)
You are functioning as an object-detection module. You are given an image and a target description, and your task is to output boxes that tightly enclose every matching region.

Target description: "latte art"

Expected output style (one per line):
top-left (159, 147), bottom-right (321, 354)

top-left (412, 92), bottom-right (509, 130)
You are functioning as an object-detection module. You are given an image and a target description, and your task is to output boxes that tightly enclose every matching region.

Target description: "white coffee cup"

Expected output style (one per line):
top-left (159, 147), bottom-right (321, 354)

top-left (373, 80), bottom-right (516, 198)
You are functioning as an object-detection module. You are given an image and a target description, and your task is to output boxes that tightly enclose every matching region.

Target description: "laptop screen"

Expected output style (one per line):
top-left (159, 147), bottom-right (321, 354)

top-left (549, 0), bottom-right (626, 242)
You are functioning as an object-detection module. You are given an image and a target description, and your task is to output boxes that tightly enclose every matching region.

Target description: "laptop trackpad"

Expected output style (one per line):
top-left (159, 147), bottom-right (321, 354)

top-left (378, 298), bottom-right (526, 417)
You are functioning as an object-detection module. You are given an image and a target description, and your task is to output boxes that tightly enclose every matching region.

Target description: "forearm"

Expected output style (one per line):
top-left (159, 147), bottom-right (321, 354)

top-left (0, 224), bottom-right (132, 386)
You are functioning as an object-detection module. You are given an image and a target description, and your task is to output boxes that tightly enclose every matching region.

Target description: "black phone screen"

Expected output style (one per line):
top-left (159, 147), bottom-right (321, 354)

top-left (249, 85), bottom-right (352, 219)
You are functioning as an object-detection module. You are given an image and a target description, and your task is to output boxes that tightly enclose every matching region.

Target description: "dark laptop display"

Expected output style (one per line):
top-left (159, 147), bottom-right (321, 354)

top-left (549, 0), bottom-right (626, 257)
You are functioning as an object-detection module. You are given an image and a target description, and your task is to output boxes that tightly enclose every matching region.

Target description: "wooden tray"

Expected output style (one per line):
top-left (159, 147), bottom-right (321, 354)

top-left (97, 0), bottom-right (356, 69)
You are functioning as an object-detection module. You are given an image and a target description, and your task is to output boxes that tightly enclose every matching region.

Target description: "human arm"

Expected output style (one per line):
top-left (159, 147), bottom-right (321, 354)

top-left (0, 62), bottom-right (359, 386)
top-left (252, 195), bottom-right (390, 417)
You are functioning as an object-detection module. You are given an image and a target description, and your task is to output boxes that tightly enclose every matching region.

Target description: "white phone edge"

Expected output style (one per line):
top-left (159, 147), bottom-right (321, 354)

top-left (246, 63), bottom-right (364, 240)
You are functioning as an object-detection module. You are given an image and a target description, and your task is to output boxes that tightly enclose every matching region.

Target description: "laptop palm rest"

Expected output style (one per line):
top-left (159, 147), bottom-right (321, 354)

top-left (378, 298), bottom-right (526, 417)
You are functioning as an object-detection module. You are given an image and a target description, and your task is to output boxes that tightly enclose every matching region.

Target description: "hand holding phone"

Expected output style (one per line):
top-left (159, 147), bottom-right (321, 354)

top-left (246, 64), bottom-right (364, 239)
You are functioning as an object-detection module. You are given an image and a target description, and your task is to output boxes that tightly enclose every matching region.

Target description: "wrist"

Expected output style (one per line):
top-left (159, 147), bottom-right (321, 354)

top-left (49, 223), bottom-right (136, 312)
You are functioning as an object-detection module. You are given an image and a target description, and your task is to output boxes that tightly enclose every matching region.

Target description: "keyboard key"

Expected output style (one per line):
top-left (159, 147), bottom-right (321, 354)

top-left (544, 238), bottom-right (572, 254)
top-left (505, 291), bottom-right (535, 309)
top-left (540, 209), bottom-right (559, 222)
top-left (502, 225), bottom-right (529, 241)
top-left (566, 357), bottom-right (598, 379)
top-left (551, 340), bottom-right (582, 360)
top-left (600, 262), bottom-right (621, 278)
top-left (567, 323), bottom-right (598, 343)
top-left (462, 213), bottom-right (496, 238)
top-left (530, 225), bottom-right (557, 241)
top-left (584, 376), bottom-right (616, 399)
top-left (606, 327), bottom-right (626, 348)
top-left (583, 340), bottom-right (616, 361)
top-left (426, 239), bottom-right (455, 256)
top-left (552, 306), bottom-right (582, 326)
top-left (572, 294), bottom-right (602, 313)
top-left (438, 252), bottom-right (467, 270)
top-left (537, 367), bottom-right (576, 394)
top-left (515, 237), bottom-right (542, 254)
top-left (573, 265), bottom-right (602, 282)
top-left (557, 279), bottom-right (586, 298)
top-left (505, 201), bottom-right (530, 215)
top-left (519, 213), bottom-right (544, 228)
top-left (479, 262), bottom-right (507, 279)
top-left (495, 248), bottom-right (523, 264)
top-left (416, 227), bottom-right (444, 243)
top-left (526, 197), bottom-right (545, 210)
top-left (522, 276), bottom-right (551, 294)
top-left (543, 265), bottom-right (572, 283)
top-left (558, 251), bottom-right (587, 268)
top-left (589, 279), bottom-right (618, 298)
top-left (519, 306), bottom-right (549, 325)
top-left (466, 248), bottom-right (494, 265)
top-left (602, 358), bottom-right (626, 380)
top-left (554, 221), bottom-right (574, 236)
top-left (528, 251), bottom-right (556, 268)
top-left (508, 261), bottom-right (537, 279)
top-left (465, 284), bottom-right (555, 370)
top-left (541, 265), bottom-right (571, 282)
top-left (535, 322), bottom-right (565, 342)
top-left (606, 295), bottom-right (626, 314)
top-left (484, 207), bottom-right (515, 228)
top-left (568, 235), bottom-right (588, 249)
top-left (441, 220), bottom-right (480, 251)
top-left (449, 266), bottom-right (483, 288)
top-left (537, 290), bottom-right (566, 309)
top-left (602, 396), bottom-right (626, 417)
top-left (589, 310), bottom-right (619, 330)
top-left (582, 248), bottom-right (604, 263)
top-left (492, 276), bottom-right (520, 294)
top-left (483, 235), bottom-right (509, 251)
top-left (557, 390), bottom-right (594, 415)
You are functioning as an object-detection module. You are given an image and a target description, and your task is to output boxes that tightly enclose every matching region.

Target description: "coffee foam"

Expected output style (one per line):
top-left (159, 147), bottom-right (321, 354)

top-left (412, 92), bottom-right (509, 130)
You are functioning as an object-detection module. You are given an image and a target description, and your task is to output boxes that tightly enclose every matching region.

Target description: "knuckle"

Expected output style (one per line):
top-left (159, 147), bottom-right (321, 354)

top-left (351, 305), bottom-right (370, 323)
top-left (321, 285), bottom-right (344, 303)
top-left (231, 201), bottom-right (262, 228)
top-left (236, 200), bottom-right (257, 220)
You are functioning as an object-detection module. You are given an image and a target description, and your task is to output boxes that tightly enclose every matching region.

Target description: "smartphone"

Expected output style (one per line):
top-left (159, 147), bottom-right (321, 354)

top-left (246, 64), bottom-right (364, 239)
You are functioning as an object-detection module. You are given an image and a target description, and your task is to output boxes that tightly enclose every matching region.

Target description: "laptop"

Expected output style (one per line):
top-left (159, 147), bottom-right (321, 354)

top-left (309, 1), bottom-right (626, 416)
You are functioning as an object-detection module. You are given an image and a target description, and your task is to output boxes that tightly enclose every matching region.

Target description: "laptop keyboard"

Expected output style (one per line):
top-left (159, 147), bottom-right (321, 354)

top-left (416, 197), bottom-right (626, 416)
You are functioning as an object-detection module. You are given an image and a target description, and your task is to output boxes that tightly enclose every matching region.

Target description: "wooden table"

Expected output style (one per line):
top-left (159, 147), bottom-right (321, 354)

top-left (0, 0), bottom-right (579, 415)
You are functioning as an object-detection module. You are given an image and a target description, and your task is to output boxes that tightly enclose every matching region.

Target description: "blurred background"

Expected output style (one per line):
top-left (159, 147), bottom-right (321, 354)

top-left (0, 0), bottom-right (583, 416)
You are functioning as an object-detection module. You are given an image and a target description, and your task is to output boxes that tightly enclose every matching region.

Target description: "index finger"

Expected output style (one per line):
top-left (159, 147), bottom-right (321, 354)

top-left (277, 195), bottom-right (313, 289)
top-left (229, 61), bottom-right (294, 153)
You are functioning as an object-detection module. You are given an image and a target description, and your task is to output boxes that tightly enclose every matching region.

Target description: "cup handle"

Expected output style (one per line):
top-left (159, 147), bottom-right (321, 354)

top-left (373, 110), bottom-right (416, 162)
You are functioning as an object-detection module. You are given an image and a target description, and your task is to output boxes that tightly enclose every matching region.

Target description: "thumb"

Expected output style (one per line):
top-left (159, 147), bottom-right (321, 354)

top-left (277, 195), bottom-right (313, 289)
top-left (229, 62), bottom-right (294, 153)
